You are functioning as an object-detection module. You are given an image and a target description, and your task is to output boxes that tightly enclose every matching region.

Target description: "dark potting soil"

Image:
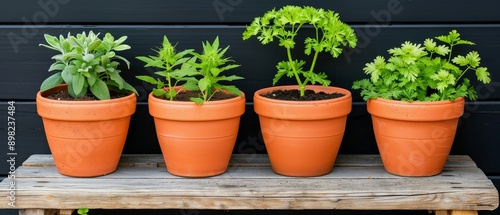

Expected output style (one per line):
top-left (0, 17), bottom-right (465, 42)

top-left (157, 90), bottom-right (238, 102)
top-left (261, 89), bottom-right (345, 101)
top-left (45, 90), bottom-right (127, 101)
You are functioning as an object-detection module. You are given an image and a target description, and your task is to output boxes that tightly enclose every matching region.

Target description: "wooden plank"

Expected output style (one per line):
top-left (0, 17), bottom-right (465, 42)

top-left (21, 154), bottom-right (477, 169)
top-left (1, 1), bottom-right (498, 23)
top-left (13, 165), bottom-right (489, 180)
top-left (19, 210), bottom-right (43, 215)
top-left (0, 176), bottom-right (497, 210)
top-left (435, 211), bottom-right (478, 215)
top-left (2, 155), bottom-right (498, 211)
top-left (450, 211), bottom-right (478, 215)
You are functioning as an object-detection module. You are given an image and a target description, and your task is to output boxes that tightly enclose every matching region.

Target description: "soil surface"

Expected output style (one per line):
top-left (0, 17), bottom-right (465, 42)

top-left (45, 90), bottom-right (127, 101)
top-left (158, 90), bottom-right (238, 101)
top-left (261, 89), bottom-right (345, 101)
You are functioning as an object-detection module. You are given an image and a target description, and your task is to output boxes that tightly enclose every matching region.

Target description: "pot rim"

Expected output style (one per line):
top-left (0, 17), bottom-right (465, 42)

top-left (253, 85), bottom-right (352, 105)
top-left (148, 87), bottom-right (245, 105)
top-left (36, 84), bottom-right (137, 121)
top-left (147, 89), bottom-right (246, 121)
top-left (367, 97), bottom-right (465, 121)
top-left (253, 85), bottom-right (352, 120)
top-left (367, 97), bottom-right (464, 105)
top-left (37, 84), bottom-right (136, 105)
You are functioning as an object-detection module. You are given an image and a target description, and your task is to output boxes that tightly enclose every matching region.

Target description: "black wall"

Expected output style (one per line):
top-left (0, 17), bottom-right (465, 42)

top-left (1, 1), bottom-right (499, 215)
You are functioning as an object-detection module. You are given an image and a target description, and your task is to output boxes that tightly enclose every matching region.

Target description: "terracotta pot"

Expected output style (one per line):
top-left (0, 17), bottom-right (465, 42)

top-left (367, 97), bottom-right (465, 176)
top-left (148, 89), bottom-right (245, 177)
top-left (36, 84), bottom-right (136, 177)
top-left (254, 85), bottom-right (352, 176)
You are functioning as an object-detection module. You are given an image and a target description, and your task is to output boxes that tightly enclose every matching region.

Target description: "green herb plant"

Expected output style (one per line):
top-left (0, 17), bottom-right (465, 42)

top-left (352, 30), bottom-right (491, 101)
top-left (39, 31), bottom-right (138, 100)
top-left (77, 208), bottom-right (89, 215)
top-left (136, 36), bottom-right (243, 105)
top-left (242, 5), bottom-right (357, 97)
top-left (136, 36), bottom-right (197, 101)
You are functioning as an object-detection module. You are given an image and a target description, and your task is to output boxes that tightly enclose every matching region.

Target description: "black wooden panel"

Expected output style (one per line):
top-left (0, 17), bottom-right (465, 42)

top-left (1, 102), bottom-right (500, 175)
top-left (1, 0), bottom-right (499, 24)
top-left (1, 25), bottom-right (500, 101)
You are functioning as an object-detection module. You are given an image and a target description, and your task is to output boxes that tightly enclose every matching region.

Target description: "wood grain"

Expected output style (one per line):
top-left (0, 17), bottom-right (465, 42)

top-left (0, 154), bottom-right (498, 211)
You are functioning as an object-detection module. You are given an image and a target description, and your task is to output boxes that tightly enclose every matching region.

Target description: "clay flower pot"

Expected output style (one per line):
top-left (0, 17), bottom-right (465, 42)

top-left (367, 97), bottom-right (465, 176)
top-left (254, 85), bottom-right (352, 176)
top-left (148, 89), bottom-right (245, 177)
top-left (36, 84), bottom-right (137, 177)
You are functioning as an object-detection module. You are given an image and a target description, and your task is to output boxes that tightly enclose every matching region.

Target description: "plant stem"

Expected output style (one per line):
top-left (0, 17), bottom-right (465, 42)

top-left (287, 47), bottom-right (304, 96)
top-left (304, 50), bottom-right (320, 87)
top-left (457, 66), bottom-right (471, 82)
top-left (303, 25), bottom-right (321, 87)
top-left (448, 44), bottom-right (455, 62)
top-left (167, 72), bottom-right (174, 101)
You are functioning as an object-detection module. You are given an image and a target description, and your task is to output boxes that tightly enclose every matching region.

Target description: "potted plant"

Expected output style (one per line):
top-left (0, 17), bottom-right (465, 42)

top-left (37, 31), bottom-right (138, 177)
top-left (136, 36), bottom-right (245, 177)
top-left (242, 5), bottom-right (357, 176)
top-left (352, 30), bottom-right (491, 176)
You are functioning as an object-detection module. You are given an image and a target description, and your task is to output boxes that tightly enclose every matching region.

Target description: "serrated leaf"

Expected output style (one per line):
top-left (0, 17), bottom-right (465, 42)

top-left (451, 55), bottom-right (468, 66)
top-left (434, 45), bottom-right (450, 56)
top-left (436, 35), bottom-right (451, 44)
top-left (465, 51), bottom-right (480, 68)
top-left (40, 72), bottom-right (63, 92)
top-left (279, 38), bottom-right (295, 49)
top-left (424, 38), bottom-right (436, 51)
top-left (475, 67), bottom-right (491, 83)
top-left (456, 40), bottom-right (475, 45)
top-left (90, 79), bottom-right (110, 100)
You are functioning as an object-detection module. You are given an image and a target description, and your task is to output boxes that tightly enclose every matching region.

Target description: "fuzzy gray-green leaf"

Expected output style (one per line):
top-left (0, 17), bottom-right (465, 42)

top-left (40, 72), bottom-right (63, 92)
top-left (90, 79), bottom-right (110, 100)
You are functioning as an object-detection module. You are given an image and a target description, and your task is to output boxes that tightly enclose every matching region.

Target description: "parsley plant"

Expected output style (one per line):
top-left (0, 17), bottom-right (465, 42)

top-left (243, 5), bottom-right (357, 97)
top-left (352, 30), bottom-right (491, 101)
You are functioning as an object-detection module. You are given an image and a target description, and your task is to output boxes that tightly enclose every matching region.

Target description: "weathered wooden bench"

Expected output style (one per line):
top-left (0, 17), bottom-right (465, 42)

top-left (1, 154), bottom-right (498, 215)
